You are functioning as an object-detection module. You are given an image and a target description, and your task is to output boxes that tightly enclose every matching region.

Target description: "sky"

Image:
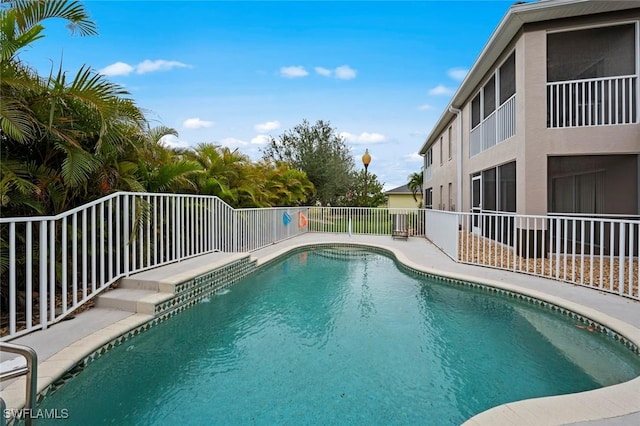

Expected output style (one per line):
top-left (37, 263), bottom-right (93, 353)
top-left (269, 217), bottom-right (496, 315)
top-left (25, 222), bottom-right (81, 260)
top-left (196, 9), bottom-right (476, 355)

top-left (21, 0), bottom-right (515, 190)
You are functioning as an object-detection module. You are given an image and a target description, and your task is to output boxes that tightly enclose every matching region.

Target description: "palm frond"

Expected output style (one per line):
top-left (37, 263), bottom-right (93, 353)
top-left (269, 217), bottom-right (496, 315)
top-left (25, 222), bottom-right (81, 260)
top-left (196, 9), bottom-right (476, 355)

top-left (56, 143), bottom-right (98, 187)
top-left (13, 0), bottom-right (97, 36)
top-left (0, 97), bottom-right (35, 142)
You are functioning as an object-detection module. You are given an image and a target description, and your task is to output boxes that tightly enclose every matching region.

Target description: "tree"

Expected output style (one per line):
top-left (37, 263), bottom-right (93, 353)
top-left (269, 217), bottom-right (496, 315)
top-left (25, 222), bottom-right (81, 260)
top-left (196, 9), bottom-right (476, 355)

top-left (1, 0), bottom-right (97, 144)
top-left (135, 131), bottom-right (201, 194)
top-left (0, 0), bottom-right (149, 215)
top-left (258, 161), bottom-right (315, 207)
top-left (341, 170), bottom-right (386, 207)
top-left (262, 119), bottom-right (354, 205)
top-left (408, 171), bottom-right (424, 208)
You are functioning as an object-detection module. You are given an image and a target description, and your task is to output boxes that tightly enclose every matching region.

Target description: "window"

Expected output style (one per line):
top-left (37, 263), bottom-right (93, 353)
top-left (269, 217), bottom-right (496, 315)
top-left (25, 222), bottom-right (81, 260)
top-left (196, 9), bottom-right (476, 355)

top-left (477, 161), bottom-right (516, 213)
top-left (547, 24), bottom-right (635, 82)
top-left (425, 148), bottom-right (433, 180)
top-left (499, 52), bottom-right (515, 104)
top-left (425, 188), bottom-right (433, 209)
top-left (549, 155), bottom-right (640, 215)
top-left (448, 182), bottom-right (453, 210)
top-left (448, 127), bottom-right (452, 160)
top-left (551, 172), bottom-right (605, 213)
top-left (439, 185), bottom-right (443, 210)
top-left (482, 168), bottom-right (497, 211)
top-left (439, 137), bottom-right (443, 165)
top-left (471, 94), bottom-right (481, 128)
top-left (498, 162), bottom-right (516, 212)
top-left (483, 75), bottom-right (496, 118)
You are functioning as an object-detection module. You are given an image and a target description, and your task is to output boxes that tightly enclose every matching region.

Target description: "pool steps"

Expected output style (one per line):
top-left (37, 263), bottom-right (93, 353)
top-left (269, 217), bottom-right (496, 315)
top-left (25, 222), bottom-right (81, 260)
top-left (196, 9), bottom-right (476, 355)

top-left (96, 252), bottom-right (258, 317)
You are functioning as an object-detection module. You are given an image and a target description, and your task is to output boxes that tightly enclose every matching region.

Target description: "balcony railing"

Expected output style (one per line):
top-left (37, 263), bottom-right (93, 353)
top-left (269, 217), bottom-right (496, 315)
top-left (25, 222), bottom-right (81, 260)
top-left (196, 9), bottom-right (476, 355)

top-left (470, 94), bottom-right (516, 157)
top-left (547, 75), bottom-right (638, 128)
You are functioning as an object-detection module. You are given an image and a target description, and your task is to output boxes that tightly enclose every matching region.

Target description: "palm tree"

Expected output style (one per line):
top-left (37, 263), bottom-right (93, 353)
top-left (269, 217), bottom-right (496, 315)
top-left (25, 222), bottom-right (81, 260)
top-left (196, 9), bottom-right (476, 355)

top-left (135, 128), bottom-right (201, 194)
top-left (1, 0), bottom-right (97, 144)
top-left (0, 0), bottom-right (151, 214)
top-left (1, 63), bottom-right (146, 214)
top-left (408, 171), bottom-right (424, 208)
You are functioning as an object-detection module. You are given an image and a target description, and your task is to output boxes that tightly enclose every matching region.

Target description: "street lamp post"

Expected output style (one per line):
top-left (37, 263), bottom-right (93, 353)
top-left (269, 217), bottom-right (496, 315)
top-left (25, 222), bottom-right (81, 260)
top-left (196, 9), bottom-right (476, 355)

top-left (362, 149), bottom-right (371, 206)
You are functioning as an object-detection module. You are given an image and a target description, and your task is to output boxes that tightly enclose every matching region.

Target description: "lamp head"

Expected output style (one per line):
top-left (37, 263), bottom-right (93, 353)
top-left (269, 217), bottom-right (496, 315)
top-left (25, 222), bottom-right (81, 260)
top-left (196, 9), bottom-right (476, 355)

top-left (362, 149), bottom-right (371, 170)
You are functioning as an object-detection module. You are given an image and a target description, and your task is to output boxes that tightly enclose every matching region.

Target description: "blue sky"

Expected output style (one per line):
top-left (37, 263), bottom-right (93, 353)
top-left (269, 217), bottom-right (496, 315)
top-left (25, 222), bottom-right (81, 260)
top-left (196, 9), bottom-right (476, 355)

top-left (22, 0), bottom-right (513, 190)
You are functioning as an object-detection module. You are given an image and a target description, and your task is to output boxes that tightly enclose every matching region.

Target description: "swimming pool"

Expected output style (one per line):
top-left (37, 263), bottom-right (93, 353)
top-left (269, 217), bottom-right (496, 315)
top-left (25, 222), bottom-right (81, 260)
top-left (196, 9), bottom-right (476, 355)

top-left (36, 247), bottom-right (640, 425)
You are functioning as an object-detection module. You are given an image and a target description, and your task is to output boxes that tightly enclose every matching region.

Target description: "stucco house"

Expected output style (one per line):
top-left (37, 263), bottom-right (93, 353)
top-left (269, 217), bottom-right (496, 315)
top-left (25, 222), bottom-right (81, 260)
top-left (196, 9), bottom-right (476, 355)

top-left (419, 0), bottom-right (639, 220)
top-left (385, 184), bottom-right (423, 209)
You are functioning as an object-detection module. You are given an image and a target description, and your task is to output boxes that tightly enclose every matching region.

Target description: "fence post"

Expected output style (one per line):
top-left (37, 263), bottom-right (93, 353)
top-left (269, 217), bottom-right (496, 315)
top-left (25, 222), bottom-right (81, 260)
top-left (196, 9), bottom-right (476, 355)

top-left (39, 220), bottom-right (48, 330)
top-left (123, 195), bottom-right (130, 276)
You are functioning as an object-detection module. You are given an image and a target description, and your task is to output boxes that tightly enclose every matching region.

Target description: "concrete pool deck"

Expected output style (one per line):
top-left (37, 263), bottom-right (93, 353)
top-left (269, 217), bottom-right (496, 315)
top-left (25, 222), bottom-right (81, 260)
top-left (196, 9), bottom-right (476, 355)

top-left (2, 233), bottom-right (639, 425)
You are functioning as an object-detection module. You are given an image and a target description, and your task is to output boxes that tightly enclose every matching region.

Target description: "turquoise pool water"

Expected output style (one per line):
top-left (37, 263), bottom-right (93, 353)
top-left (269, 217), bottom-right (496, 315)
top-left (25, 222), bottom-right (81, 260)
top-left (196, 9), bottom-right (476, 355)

top-left (37, 248), bottom-right (640, 425)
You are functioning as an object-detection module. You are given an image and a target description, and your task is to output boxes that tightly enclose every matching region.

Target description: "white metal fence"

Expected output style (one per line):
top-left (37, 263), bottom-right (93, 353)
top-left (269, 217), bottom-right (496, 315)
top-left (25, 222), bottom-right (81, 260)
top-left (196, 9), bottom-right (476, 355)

top-left (0, 192), bottom-right (309, 341)
top-left (306, 207), bottom-right (426, 236)
top-left (447, 210), bottom-right (639, 300)
top-left (2, 193), bottom-right (638, 341)
top-left (547, 75), bottom-right (638, 128)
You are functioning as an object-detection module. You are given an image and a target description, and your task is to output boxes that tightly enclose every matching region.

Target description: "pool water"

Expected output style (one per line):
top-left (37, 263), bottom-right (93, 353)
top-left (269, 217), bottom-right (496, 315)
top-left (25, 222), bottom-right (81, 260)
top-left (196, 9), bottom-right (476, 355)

top-left (37, 248), bottom-right (640, 425)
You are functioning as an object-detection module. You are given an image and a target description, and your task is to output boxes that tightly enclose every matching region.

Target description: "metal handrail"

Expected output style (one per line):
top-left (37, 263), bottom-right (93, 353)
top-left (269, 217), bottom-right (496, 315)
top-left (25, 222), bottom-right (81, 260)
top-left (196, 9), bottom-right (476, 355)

top-left (0, 342), bottom-right (37, 426)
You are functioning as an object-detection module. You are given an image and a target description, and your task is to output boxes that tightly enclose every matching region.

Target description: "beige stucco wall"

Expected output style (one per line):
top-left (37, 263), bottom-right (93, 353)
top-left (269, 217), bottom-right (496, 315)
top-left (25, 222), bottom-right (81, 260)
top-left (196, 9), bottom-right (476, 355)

top-left (424, 120), bottom-right (458, 210)
top-left (456, 35), bottom-right (525, 214)
top-left (521, 18), bottom-right (640, 215)
top-left (454, 12), bottom-right (640, 215)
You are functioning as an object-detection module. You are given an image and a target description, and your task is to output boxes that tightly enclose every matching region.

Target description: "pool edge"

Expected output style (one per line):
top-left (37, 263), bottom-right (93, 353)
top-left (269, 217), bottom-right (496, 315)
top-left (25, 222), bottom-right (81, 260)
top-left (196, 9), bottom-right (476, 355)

top-left (5, 239), bottom-right (640, 425)
top-left (255, 239), bottom-right (640, 425)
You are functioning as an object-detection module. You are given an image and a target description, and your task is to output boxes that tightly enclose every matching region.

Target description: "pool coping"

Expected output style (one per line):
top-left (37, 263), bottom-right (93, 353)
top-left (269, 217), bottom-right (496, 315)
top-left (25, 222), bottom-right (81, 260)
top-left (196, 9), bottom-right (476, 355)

top-left (3, 237), bottom-right (640, 425)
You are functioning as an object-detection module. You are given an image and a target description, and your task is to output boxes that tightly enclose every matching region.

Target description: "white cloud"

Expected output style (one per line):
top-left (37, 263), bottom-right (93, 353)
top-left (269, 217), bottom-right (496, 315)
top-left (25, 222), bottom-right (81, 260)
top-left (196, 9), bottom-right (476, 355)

top-left (219, 137), bottom-right (248, 147)
top-left (183, 118), bottom-right (214, 129)
top-left (137, 59), bottom-right (190, 74)
top-left (254, 120), bottom-right (280, 133)
top-left (251, 135), bottom-right (271, 145)
top-left (418, 104), bottom-right (433, 111)
top-left (314, 67), bottom-right (332, 77)
top-left (280, 66), bottom-right (308, 78)
top-left (447, 67), bottom-right (468, 81)
top-left (428, 84), bottom-right (454, 96)
top-left (159, 135), bottom-right (190, 149)
top-left (340, 131), bottom-right (386, 144)
top-left (405, 152), bottom-right (423, 162)
top-left (334, 65), bottom-right (357, 80)
top-left (99, 61), bottom-right (135, 76)
top-left (99, 59), bottom-right (190, 76)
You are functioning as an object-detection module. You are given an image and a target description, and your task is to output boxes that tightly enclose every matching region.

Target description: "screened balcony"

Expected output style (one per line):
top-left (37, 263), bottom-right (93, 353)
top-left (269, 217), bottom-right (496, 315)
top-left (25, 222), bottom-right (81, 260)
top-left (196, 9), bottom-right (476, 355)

top-left (470, 94), bottom-right (516, 156)
top-left (470, 52), bottom-right (516, 157)
top-left (546, 23), bottom-right (638, 128)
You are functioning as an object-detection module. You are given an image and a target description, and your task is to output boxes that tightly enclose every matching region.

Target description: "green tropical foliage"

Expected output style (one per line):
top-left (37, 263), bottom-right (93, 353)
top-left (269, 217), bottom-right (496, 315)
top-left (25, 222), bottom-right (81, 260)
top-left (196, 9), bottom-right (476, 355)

top-left (0, 0), bottom-right (315, 216)
top-left (262, 119), bottom-right (355, 206)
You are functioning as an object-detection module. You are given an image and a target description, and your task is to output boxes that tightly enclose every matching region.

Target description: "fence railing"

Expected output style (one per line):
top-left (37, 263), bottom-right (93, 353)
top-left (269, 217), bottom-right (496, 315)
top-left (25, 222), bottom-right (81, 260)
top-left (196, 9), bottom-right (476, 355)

top-left (306, 207), bottom-right (426, 236)
top-left (470, 94), bottom-right (516, 157)
top-left (3, 193), bottom-right (638, 341)
top-left (0, 192), bottom-right (309, 341)
top-left (547, 75), bottom-right (638, 128)
top-left (445, 210), bottom-right (638, 300)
